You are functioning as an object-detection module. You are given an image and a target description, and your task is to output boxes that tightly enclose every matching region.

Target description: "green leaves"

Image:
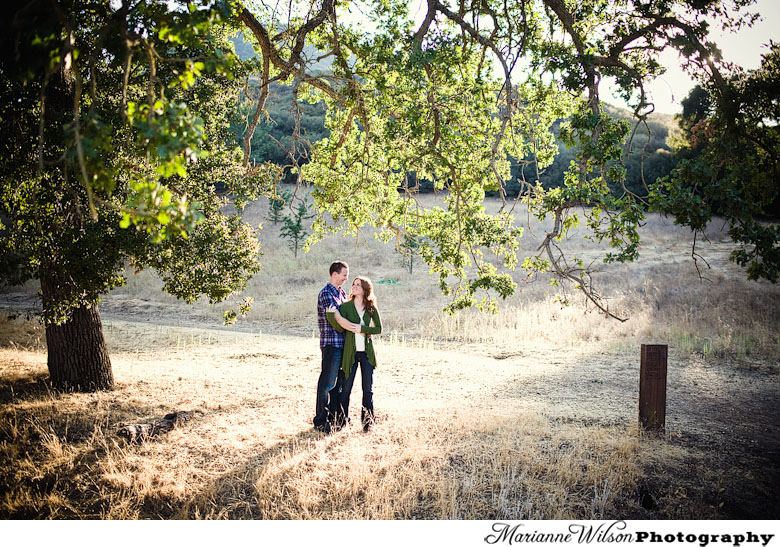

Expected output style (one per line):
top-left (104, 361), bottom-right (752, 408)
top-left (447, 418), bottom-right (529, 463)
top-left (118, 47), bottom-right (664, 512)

top-left (559, 110), bottom-right (631, 169)
top-left (119, 180), bottom-right (204, 244)
top-left (0, 0), bottom-right (263, 327)
top-left (173, 60), bottom-right (206, 90)
top-left (65, 112), bottom-right (119, 195)
top-left (145, 213), bottom-right (261, 306)
top-left (127, 100), bottom-right (208, 178)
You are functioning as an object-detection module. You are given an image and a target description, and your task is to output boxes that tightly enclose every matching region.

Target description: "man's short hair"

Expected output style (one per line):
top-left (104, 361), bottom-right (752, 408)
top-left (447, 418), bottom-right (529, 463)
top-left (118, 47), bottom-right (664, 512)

top-left (330, 261), bottom-right (349, 275)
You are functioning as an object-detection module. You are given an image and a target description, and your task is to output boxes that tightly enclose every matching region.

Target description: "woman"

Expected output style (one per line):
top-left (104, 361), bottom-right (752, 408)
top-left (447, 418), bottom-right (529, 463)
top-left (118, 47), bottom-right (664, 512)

top-left (326, 276), bottom-right (382, 432)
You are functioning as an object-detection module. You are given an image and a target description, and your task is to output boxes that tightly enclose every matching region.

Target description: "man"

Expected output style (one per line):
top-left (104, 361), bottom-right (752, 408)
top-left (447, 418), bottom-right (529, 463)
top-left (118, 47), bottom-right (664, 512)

top-left (313, 260), bottom-right (349, 433)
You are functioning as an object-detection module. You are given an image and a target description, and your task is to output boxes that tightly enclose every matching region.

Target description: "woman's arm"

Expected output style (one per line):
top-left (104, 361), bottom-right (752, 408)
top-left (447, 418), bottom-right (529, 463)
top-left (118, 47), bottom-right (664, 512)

top-left (361, 308), bottom-right (382, 335)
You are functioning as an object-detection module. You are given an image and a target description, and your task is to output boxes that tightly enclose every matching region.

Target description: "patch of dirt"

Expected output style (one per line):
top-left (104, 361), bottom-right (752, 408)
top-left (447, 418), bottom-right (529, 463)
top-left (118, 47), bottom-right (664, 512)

top-left (489, 345), bottom-right (780, 518)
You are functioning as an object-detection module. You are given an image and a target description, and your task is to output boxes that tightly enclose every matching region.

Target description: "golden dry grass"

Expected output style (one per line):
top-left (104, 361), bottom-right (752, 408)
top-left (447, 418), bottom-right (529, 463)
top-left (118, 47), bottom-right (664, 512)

top-left (1, 195), bottom-right (779, 520)
top-left (0, 330), bottom-right (646, 519)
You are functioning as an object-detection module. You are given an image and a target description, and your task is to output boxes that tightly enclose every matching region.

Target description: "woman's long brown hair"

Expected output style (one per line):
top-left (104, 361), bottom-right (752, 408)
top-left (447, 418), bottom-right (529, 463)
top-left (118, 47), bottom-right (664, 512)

top-left (350, 276), bottom-right (377, 318)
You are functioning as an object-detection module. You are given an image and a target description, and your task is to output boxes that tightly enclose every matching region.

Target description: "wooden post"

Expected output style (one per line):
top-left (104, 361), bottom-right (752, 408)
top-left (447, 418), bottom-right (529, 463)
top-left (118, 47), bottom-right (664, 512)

top-left (639, 344), bottom-right (667, 432)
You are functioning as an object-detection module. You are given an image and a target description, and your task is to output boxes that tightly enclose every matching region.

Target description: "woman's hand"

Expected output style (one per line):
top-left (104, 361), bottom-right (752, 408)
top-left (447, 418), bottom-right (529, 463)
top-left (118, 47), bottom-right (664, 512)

top-left (326, 305), bottom-right (337, 313)
top-left (348, 323), bottom-right (362, 334)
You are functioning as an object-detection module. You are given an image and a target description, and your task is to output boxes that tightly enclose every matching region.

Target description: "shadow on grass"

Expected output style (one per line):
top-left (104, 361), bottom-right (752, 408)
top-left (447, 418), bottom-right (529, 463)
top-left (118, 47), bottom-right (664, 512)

top-left (0, 370), bottom-right (54, 405)
top-left (0, 370), bottom-right (210, 518)
top-left (487, 339), bottom-right (780, 519)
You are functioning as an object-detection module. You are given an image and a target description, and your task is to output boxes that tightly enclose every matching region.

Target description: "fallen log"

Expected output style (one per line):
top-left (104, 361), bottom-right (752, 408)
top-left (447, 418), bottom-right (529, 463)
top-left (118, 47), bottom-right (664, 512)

top-left (117, 410), bottom-right (198, 443)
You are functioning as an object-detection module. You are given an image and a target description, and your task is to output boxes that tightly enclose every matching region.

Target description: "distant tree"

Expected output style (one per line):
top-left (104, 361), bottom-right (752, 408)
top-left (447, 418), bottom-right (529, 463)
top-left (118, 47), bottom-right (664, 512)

top-left (396, 233), bottom-right (421, 274)
top-left (267, 188), bottom-right (293, 225)
top-left (280, 198), bottom-right (315, 258)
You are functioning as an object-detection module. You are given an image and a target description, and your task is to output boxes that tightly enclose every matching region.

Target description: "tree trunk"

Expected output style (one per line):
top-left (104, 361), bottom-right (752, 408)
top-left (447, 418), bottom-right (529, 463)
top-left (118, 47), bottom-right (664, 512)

top-left (41, 276), bottom-right (114, 392)
top-left (45, 303), bottom-right (114, 391)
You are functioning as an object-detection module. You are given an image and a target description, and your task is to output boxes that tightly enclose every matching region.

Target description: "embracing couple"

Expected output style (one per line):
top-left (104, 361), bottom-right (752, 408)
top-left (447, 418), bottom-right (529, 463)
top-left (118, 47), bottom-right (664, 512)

top-left (313, 261), bottom-right (382, 435)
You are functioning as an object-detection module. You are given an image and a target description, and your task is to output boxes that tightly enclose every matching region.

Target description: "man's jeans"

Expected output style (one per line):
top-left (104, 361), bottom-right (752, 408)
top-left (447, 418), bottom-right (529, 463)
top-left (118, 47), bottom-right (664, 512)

top-left (335, 351), bottom-right (374, 427)
top-left (314, 345), bottom-right (343, 428)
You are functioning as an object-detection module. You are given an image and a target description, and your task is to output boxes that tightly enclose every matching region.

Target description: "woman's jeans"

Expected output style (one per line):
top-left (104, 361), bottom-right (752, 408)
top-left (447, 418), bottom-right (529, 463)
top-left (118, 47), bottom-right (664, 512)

top-left (334, 351), bottom-right (374, 427)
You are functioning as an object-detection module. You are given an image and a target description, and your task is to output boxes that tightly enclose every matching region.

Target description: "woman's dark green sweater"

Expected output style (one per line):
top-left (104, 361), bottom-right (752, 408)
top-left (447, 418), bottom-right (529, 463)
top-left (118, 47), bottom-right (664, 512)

top-left (326, 300), bottom-right (382, 377)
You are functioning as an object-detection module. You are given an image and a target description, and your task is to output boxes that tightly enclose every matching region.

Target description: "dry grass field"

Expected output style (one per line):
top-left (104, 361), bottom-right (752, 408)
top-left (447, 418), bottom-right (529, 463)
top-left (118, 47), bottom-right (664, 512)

top-left (1, 195), bottom-right (779, 519)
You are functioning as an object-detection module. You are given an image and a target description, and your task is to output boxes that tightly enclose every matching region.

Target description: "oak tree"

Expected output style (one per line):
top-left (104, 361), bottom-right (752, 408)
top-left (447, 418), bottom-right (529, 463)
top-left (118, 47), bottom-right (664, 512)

top-left (1, 1), bottom-right (262, 390)
top-left (654, 44), bottom-right (780, 281)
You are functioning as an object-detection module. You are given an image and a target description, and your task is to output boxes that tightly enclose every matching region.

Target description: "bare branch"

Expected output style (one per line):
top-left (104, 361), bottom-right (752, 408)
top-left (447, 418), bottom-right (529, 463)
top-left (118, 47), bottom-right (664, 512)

top-left (691, 229), bottom-right (713, 282)
top-left (412, 0), bottom-right (438, 45)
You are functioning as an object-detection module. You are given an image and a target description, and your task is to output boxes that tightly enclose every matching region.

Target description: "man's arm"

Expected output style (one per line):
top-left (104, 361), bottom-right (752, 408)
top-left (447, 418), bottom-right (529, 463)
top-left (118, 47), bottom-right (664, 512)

top-left (327, 306), bottom-right (360, 333)
top-left (320, 289), bottom-right (343, 332)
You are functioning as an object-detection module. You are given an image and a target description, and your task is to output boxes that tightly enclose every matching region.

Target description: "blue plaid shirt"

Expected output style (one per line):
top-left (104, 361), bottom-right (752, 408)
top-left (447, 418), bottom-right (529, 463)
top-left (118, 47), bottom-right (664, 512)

top-left (318, 282), bottom-right (347, 348)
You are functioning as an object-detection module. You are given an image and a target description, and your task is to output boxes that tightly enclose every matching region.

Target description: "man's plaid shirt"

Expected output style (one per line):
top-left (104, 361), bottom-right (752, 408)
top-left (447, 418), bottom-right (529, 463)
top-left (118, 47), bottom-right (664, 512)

top-left (317, 282), bottom-right (347, 348)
